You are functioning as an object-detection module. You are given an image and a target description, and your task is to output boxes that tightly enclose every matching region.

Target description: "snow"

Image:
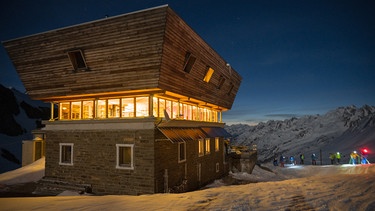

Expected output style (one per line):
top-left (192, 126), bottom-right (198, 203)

top-left (1, 158), bottom-right (375, 210)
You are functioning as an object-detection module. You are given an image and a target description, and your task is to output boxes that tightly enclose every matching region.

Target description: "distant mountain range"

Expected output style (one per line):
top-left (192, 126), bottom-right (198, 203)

top-left (225, 105), bottom-right (375, 165)
top-left (0, 84), bottom-right (50, 173)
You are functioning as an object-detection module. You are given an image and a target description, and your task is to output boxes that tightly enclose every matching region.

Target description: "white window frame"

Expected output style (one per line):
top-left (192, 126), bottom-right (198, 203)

top-left (178, 142), bottom-right (186, 163)
top-left (59, 143), bottom-right (74, 166)
top-left (116, 144), bottom-right (134, 170)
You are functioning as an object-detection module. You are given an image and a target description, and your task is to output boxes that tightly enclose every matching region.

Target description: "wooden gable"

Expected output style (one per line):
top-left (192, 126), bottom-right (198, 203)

top-left (3, 5), bottom-right (242, 110)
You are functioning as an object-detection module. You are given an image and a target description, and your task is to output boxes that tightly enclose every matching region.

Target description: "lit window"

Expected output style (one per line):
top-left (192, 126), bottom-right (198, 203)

top-left (178, 142), bottom-right (186, 163)
top-left (116, 144), bottom-right (134, 170)
top-left (203, 67), bottom-right (214, 82)
top-left (60, 102), bottom-right (70, 120)
top-left (59, 143), bottom-right (73, 165)
top-left (135, 97), bottom-right (149, 117)
top-left (198, 139), bottom-right (204, 157)
top-left (82, 100), bottom-right (94, 119)
top-left (108, 99), bottom-right (120, 118)
top-left (71, 101), bottom-right (81, 119)
top-left (215, 137), bottom-right (219, 152)
top-left (205, 138), bottom-right (211, 154)
top-left (122, 98), bottom-right (135, 117)
top-left (67, 49), bottom-right (88, 71)
top-left (159, 99), bottom-right (166, 117)
top-left (183, 52), bottom-right (196, 73)
top-left (96, 100), bottom-right (107, 118)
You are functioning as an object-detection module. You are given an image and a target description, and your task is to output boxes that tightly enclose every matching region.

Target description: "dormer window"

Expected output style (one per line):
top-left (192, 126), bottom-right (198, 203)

top-left (183, 52), bottom-right (196, 73)
top-left (203, 67), bottom-right (214, 83)
top-left (67, 49), bottom-right (88, 71)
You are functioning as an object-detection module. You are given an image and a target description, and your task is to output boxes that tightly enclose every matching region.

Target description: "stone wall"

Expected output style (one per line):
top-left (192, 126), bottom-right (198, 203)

top-left (44, 128), bottom-right (155, 195)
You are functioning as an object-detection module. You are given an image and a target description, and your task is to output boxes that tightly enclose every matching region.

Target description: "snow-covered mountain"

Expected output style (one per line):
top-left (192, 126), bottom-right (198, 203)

top-left (0, 84), bottom-right (50, 173)
top-left (225, 105), bottom-right (375, 165)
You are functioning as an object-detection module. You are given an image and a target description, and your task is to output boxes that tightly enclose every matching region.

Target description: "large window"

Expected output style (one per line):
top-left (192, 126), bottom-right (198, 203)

top-left (57, 96), bottom-right (219, 122)
top-left (97, 100), bottom-right (107, 118)
top-left (122, 98), bottom-right (135, 117)
top-left (135, 97), bottom-right (149, 117)
top-left (108, 99), bottom-right (120, 118)
top-left (198, 139), bottom-right (204, 157)
top-left (178, 142), bottom-right (186, 163)
top-left (82, 100), bottom-right (94, 119)
top-left (71, 101), bottom-right (81, 119)
top-left (60, 102), bottom-right (70, 120)
top-left (59, 143), bottom-right (73, 165)
top-left (116, 144), bottom-right (134, 170)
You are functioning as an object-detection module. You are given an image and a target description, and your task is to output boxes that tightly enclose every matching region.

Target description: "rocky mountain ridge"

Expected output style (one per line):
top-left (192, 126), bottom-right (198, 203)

top-left (225, 105), bottom-right (375, 164)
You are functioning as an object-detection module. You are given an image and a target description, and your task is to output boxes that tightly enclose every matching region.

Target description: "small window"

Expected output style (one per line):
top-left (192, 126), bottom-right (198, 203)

top-left (59, 143), bottom-right (73, 165)
top-left (183, 52), bottom-right (196, 73)
top-left (215, 137), bottom-right (219, 152)
top-left (203, 67), bottom-right (214, 82)
top-left (227, 82), bottom-right (234, 95)
top-left (178, 142), bottom-right (186, 163)
top-left (116, 144), bottom-right (134, 170)
top-left (67, 49), bottom-right (88, 71)
top-left (217, 75), bottom-right (225, 89)
top-left (205, 138), bottom-right (211, 154)
top-left (198, 139), bottom-right (204, 157)
top-left (216, 163), bottom-right (219, 173)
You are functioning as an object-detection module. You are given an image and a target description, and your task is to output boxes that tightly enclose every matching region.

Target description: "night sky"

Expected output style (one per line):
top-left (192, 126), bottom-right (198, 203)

top-left (1, 0), bottom-right (374, 125)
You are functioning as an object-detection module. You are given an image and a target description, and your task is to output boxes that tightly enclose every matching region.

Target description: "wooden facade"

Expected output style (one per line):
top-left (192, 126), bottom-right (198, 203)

top-left (3, 5), bottom-right (241, 110)
top-left (3, 5), bottom-right (242, 195)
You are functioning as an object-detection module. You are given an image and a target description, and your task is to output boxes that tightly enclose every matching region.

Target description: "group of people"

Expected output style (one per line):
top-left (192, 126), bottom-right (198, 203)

top-left (328, 152), bottom-right (341, 164)
top-left (273, 152), bottom-right (343, 167)
top-left (349, 150), bottom-right (370, 165)
top-left (272, 149), bottom-right (371, 167)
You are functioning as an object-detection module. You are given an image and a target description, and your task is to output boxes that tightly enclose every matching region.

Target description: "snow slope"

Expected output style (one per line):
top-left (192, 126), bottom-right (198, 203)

top-left (0, 159), bottom-right (374, 210)
top-left (226, 105), bottom-right (375, 165)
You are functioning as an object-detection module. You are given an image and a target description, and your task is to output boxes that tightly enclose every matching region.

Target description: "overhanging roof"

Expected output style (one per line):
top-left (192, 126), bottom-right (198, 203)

top-left (158, 126), bottom-right (232, 143)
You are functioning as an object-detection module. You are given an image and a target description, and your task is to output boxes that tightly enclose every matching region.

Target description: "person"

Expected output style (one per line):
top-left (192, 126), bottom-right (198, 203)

top-left (273, 157), bottom-right (278, 166)
top-left (279, 155), bottom-right (285, 167)
top-left (336, 152), bottom-right (341, 164)
top-left (300, 154), bottom-right (305, 164)
top-left (329, 153), bottom-right (336, 165)
top-left (350, 151), bottom-right (358, 165)
top-left (290, 156), bottom-right (295, 165)
top-left (311, 153), bottom-right (317, 165)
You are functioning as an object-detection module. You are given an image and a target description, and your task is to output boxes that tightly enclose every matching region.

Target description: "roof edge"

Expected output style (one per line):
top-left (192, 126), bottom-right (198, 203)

top-left (2, 4), bottom-right (169, 44)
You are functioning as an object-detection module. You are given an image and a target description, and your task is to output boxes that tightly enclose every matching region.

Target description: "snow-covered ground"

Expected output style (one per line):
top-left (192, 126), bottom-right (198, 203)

top-left (1, 158), bottom-right (374, 210)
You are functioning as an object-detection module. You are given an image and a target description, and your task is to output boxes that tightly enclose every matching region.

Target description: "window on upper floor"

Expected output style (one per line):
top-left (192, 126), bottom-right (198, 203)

top-left (203, 67), bottom-right (214, 83)
top-left (217, 75), bottom-right (225, 89)
top-left (67, 49), bottom-right (88, 71)
top-left (227, 82), bottom-right (234, 95)
top-left (183, 52), bottom-right (196, 73)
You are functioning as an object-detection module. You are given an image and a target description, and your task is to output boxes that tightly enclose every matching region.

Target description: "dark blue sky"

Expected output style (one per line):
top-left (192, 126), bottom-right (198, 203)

top-left (1, 0), bottom-right (374, 124)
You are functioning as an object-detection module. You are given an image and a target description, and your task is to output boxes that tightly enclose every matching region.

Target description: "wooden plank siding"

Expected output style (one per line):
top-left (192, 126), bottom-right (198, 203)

top-left (159, 8), bottom-right (242, 109)
top-left (3, 6), bottom-right (168, 100)
top-left (3, 5), bottom-right (242, 109)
